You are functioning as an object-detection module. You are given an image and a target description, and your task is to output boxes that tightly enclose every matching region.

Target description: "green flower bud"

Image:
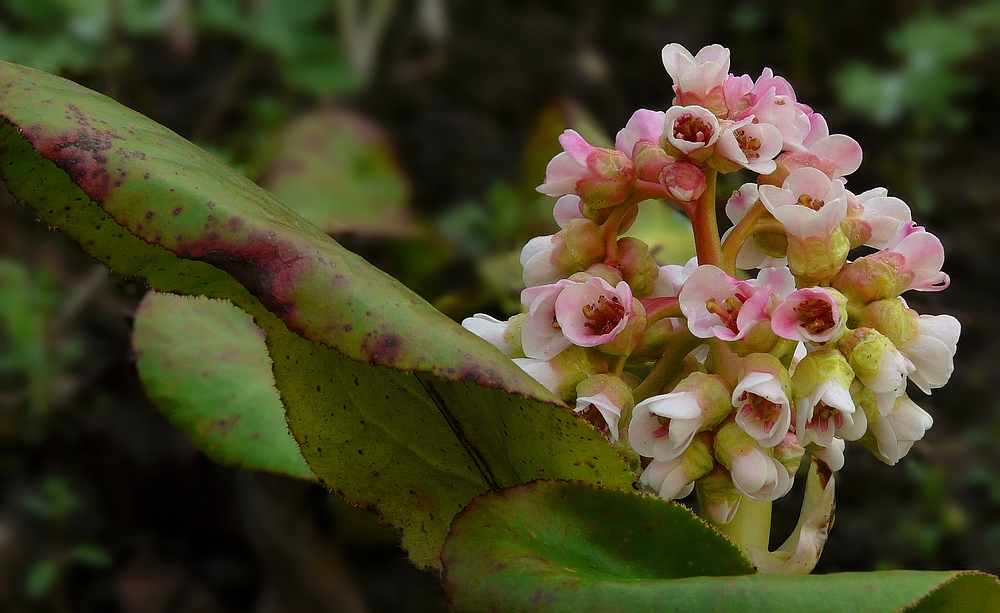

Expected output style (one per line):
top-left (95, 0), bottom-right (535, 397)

top-left (616, 237), bottom-right (660, 298)
top-left (632, 141), bottom-right (674, 182)
top-left (683, 433), bottom-right (716, 482)
top-left (791, 348), bottom-right (854, 402)
top-left (857, 298), bottom-right (920, 347)
top-left (696, 467), bottom-right (742, 525)
top-left (551, 219), bottom-right (606, 274)
top-left (786, 227), bottom-right (850, 283)
top-left (576, 149), bottom-right (636, 209)
top-left (833, 252), bottom-right (911, 305)
top-left (840, 217), bottom-right (874, 250)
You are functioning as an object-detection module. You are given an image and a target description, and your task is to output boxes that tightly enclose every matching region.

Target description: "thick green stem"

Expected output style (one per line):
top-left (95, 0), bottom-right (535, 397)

top-left (632, 331), bottom-right (701, 402)
top-left (714, 496), bottom-right (773, 552)
top-left (692, 169), bottom-right (722, 267)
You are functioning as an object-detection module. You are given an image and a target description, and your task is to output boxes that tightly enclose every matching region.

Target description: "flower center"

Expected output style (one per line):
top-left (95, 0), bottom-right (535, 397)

top-left (734, 128), bottom-right (762, 159)
top-left (796, 194), bottom-right (825, 210)
top-left (653, 415), bottom-right (671, 438)
top-left (794, 298), bottom-right (835, 335)
top-left (673, 114), bottom-right (715, 144)
top-left (705, 292), bottom-right (748, 334)
top-left (582, 295), bottom-right (626, 335)
top-left (739, 392), bottom-right (783, 434)
top-left (807, 402), bottom-right (844, 432)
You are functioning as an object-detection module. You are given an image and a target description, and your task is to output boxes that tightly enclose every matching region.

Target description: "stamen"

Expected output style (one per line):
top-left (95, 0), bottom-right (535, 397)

top-left (734, 129), bottom-right (762, 159)
top-left (793, 298), bottom-right (835, 335)
top-left (582, 295), bottom-right (626, 335)
top-left (796, 194), bottom-right (825, 211)
top-left (674, 113), bottom-right (715, 143)
top-left (705, 294), bottom-right (746, 334)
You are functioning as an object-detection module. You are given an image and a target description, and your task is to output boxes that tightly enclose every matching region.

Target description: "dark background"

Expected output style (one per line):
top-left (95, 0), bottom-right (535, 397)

top-left (2, 0), bottom-right (1000, 610)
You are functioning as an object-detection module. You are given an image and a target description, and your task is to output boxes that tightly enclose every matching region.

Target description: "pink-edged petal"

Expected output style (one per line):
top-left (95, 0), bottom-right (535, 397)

top-left (808, 134), bottom-right (862, 178)
top-left (552, 195), bottom-right (585, 228)
top-left (616, 109), bottom-right (666, 155)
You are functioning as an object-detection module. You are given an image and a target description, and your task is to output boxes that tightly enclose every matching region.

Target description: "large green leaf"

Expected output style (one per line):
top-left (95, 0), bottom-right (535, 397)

top-left (132, 291), bottom-right (315, 481)
top-left (255, 108), bottom-right (412, 236)
top-left (442, 481), bottom-right (1000, 612)
top-left (0, 61), bottom-right (635, 570)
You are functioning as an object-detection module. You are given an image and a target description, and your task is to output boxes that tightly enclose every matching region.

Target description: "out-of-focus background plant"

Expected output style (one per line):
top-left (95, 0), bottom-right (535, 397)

top-left (1, 0), bottom-right (999, 610)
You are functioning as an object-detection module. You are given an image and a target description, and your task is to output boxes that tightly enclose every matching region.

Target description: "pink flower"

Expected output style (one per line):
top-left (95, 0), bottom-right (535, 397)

top-left (552, 194), bottom-right (586, 228)
top-left (867, 395), bottom-right (933, 466)
top-left (678, 265), bottom-right (794, 341)
top-left (553, 277), bottom-right (636, 348)
top-left (771, 287), bottom-right (848, 343)
top-left (629, 373), bottom-right (731, 462)
top-left (663, 105), bottom-right (720, 158)
top-left (661, 43), bottom-right (731, 115)
top-left (898, 313), bottom-right (960, 394)
top-left (737, 68), bottom-right (813, 150)
top-left (615, 109), bottom-right (666, 157)
top-left (847, 188), bottom-right (912, 249)
top-left (883, 222), bottom-right (950, 292)
top-left (520, 280), bottom-right (574, 360)
top-left (758, 167), bottom-right (848, 242)
top-left (771, 113), bottom-right (863, 181)
top-left (574, 375), bottom-right (634, 443)
top-left (538, 130), bottom-right (636, 209)
top-left (716, 119), bottom-right (783, 174)
top-left (659, 161), bottom-right (707, 202)
top-left (732, 355), bottom-right (793, 448)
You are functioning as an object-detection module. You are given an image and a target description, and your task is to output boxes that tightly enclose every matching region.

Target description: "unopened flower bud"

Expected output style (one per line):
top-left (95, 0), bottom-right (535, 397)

top-left (577, 148), bottom-right (637, 209)
top-left (840, 328), bottom-right (913, 414)
top-left (513, 345), bottom-right (608, 401)
top-left (715, 421), bottom-right (793, 501)
top-left (840, 217), bottom-right (874, 250)
top-left (856, 298), bottom-right (920, 347)
top-left (696, 467), bottom-right (742, 524)
top-left (833, 252), bottom-right (910, 305)
top-left (751, 230), bottom-right (789, 259)
top-left (551, 219), bottom-right (606, 274)
top-left (616, 237), bottom-right (660, 298)
top-left (659, 161), bottom-right (707, 202)
top-left (582, 263), bottom-right (624, 286)
top-left (785, 228), bottom-right (850, 283)
top-left (773, 431), bottom-right (805, 475)
top-left (633, 141), bottom-right (675, 182)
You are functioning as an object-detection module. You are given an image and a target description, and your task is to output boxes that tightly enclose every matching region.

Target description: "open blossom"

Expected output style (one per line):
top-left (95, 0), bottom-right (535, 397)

top-left (664, 105), bottom-right (720, 159)
top-left (629, 373), bottom-right (731, 462)
top-left (882, 222), bottom-right (950, 293)
top-left (736, 68), bottom-right (812, 150)
top-left (843, 187), bottom-right (912, 250)
top-left (574, 374), bottom-right (634, 442)
top-left (661, 43), bottom-right (731, 114)
top-left (521, 279), bottom-right (574, 360)
top-left (771, 287), bottom-right (848, 344)
top-left (759, 167), bottom-right (848, 242)
top-left (715, 119), bottom-right (783, 175)
top-left (769, 112), bottom-right (862, 183)
top-left (792, 349), bottom-right (866, 462)
top-left (679, 265), bottom-right (794, 341)
top-left (554, 277), bottom-right (639, 349)
top-left (732, 354), bottom-right (793, 448)
top-left (538, 130), bottom-right (636, 209)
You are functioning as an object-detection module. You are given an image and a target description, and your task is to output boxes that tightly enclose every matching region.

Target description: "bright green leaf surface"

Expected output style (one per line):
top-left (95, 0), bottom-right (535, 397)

top-left (132, 292), bottom-right (315, 481)
top-left (0, 61), bottom-right (634, 570)
top-left (442, 481), bottom-right (1000, 613)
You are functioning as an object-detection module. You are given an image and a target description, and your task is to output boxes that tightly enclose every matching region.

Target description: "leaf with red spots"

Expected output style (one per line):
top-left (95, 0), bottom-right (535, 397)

top-left (0, 61), bottom-right (634, 571)
top-left (132, 292), bottom-right (315, 481)
top-left (442, 481), bottom-right (1000, 613)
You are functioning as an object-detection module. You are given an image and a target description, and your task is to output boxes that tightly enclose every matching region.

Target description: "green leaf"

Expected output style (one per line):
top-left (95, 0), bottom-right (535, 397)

top-left (442, 481), bottom-right (1000, 613)
top-left (0, 60), bottom-right (634, 570)
top-left (24, 559), bottom-right (57, 599)
top-left (255, 108), bottom-right (411, 236)
top-left (69, 543), bottom-right (113, 568)
top-left (132, 291), bottom-right (315, 481)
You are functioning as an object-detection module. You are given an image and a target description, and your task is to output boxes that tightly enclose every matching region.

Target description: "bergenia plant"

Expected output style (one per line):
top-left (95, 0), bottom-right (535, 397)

top-left (0, 43), bottom-right (996, 612)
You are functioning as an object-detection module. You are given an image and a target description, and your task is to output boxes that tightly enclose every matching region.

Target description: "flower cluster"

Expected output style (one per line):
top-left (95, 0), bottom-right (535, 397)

top-left (462, 43), bottom-right (959, 525)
